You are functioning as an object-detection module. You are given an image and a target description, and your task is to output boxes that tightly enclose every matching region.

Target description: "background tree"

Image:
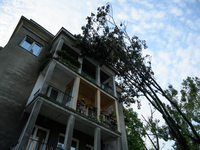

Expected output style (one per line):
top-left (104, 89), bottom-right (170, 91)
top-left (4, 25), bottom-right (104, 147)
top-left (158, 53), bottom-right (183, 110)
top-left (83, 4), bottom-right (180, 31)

top-left (163, 77), bottom-right (200, 149)
top-left (124, 108), bottom-right (147, 150)
top-left (142, 106), bottom-right (168, 150)
top-left (75, 4), bottom-right (200, 149)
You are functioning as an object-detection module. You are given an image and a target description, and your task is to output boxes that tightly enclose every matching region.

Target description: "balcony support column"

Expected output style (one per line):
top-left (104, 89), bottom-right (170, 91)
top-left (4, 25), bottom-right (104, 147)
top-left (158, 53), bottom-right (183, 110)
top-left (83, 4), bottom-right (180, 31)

top-left (118, 102), bottom-right (128, 150)
top-left (94, 127), bottom-right (101, 150)
top-left (95, 90), bottom-right (101, 121)
top-left (72, 77), bottom-right (80, 109)
top-left (116, 137), bottom-right (122, 150)
top-left (114, 100), bottom-right (121, 132)
top-left (96, 65), bottom-right (100, 86)
top-left (111, 76), bottom-right (117, 97)
top-left (64, 115), bottom-right (75, 150)
top-left (53, 38), bottom-right (64, 57)
top-left (40, 61), bottom-right (56, 94)
top-left (17, 100), bottom-right (43, 150)
top-left (78, 57), bottom-right (83, 74)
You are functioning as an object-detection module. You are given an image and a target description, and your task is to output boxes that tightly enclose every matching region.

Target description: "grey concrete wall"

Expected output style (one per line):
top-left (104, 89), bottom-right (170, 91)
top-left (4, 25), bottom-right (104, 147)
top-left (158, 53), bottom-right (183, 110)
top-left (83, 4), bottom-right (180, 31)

top-left (0, 26), bottom-right (51, 150)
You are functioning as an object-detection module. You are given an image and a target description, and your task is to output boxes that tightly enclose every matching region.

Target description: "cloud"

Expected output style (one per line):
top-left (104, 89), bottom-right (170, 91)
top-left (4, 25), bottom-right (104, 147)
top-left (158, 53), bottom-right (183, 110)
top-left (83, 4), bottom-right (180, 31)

top-left (170, 7), bottom-right (183, 16)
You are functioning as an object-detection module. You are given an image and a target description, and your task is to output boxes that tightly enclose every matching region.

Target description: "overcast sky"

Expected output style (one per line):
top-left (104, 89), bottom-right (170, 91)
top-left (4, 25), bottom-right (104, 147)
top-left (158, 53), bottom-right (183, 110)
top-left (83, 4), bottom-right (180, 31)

top-left (1, 0), bottom-right (200, 149)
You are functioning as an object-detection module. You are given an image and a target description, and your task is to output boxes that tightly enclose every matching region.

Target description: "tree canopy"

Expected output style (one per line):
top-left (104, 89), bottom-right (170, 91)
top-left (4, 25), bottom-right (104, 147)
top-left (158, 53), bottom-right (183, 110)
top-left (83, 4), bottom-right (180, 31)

top-left (75, 4), bottom-right (200, 149)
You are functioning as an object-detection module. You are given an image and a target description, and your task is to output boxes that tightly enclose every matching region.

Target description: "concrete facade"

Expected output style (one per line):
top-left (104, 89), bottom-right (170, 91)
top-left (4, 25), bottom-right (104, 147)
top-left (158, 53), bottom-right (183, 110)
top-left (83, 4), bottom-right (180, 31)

top-left (0, 16), bottom-right (128, 150)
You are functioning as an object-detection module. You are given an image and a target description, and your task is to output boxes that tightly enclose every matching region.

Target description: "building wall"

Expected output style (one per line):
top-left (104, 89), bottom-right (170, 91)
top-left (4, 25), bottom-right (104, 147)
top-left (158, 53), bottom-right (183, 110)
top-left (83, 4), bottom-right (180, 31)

top-left (0, 18), bottom-right (128, 150)
top-left (0, 26), bottom-right (51, 150)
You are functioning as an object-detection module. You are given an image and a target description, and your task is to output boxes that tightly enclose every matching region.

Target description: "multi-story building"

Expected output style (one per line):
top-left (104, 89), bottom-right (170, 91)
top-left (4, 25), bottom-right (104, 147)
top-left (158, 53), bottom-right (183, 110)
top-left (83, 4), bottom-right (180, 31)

top-left (0, 16), bottom-right (128, 150)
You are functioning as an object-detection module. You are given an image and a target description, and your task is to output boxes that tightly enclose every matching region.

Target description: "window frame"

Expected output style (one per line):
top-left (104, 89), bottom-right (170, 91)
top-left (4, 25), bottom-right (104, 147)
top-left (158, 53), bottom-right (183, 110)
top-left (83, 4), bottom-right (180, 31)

top-left (86, 144), bottom-right (94, 150)
top-left (57, 133), bottom-right (79, 150)
top-left (20, 36), bottom-right (42, 56)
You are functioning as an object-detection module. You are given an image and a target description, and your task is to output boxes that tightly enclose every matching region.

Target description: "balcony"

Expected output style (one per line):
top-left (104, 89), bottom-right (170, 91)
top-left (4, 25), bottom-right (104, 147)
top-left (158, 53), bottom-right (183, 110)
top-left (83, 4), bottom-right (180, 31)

top-left (46, 85), bottom-right (73, 108)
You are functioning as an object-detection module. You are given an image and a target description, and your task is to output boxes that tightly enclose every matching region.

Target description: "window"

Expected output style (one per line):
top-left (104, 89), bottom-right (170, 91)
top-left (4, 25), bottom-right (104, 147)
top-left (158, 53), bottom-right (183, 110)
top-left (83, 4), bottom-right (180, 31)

top-left (57, 134), bottom-right (79, 150)
top-left (20, 36), bottom-right (42, 56)
top-left (26, 125), bottom-right (50, 150)
top-left (86, 144), bottom-right (94, 150)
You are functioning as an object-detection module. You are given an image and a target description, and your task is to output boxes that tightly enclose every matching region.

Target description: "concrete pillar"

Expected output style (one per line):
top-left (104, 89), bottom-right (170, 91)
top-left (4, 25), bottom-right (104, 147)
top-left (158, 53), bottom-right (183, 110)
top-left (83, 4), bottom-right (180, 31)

top-left (114, 100), bottom-right (121, 132)
top-left (78, 57), bottom-right (83, 74)
top-left (118, 102), bottom-right (128, 150)
top-left (116, 137), bottom-right (122, 150)
top-left (40, 61), bottom-right (56, 94)
top-left (96, 65), bottom-right (100, 86)
top-left (111, 76), bottom-right (117, 97)
top-left (95, 90), bottom-right (101, 121)
top-left (72, 77), bottom-right (80, 109)
top-left (64, 115), bottom-right (75, 150)
top-left (94, 127), bottom-right (101, 150)
top-left (17, 100), bottom-right (43, 150)
top-left (53, 38), bottom-right (64, 57)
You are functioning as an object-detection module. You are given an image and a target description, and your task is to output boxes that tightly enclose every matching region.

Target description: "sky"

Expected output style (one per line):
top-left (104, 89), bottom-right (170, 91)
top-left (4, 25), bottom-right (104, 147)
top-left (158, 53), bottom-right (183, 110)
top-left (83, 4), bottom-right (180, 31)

top-left (1, 0), bottom-right (200, 149)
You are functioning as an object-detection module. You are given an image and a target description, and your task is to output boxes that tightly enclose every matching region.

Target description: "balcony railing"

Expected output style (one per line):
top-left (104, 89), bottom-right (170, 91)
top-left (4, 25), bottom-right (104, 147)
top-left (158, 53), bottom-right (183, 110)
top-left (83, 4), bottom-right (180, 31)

top-left (81, 70), bottom-right (97, 85)
top-left (26, 138), bottom-right (63, 150)
top-left (101, 84), bottom-right (114, 96)
top-left (46, 85), bottom-right (73, 108)
top-left (76, 99), bottom-right (97, 119)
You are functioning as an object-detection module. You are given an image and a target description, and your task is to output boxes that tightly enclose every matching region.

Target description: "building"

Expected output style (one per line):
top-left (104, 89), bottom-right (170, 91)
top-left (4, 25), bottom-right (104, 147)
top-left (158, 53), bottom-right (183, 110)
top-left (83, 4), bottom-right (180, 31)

top-left (0, 16), bottom-right (128, 150)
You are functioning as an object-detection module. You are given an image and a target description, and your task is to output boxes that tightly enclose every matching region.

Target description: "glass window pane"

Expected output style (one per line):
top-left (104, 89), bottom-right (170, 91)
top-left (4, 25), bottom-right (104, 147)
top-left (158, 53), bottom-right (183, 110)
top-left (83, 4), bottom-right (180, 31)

top-left (71, 140), bottom-right (77, 150)
top-left (57, 135), bottom-right (64, 149)
top-left (32, 43), bottom-right (41, 55)
top-left (21, 40), bottom-right (31, 50)
top-left (35, 129), bottom-right (47, 143)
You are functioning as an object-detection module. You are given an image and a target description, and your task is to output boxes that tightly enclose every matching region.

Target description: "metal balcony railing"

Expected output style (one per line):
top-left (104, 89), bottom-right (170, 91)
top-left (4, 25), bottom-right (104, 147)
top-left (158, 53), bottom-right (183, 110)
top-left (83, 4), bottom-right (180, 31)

top-left (81, 70), bottom-right (97, 85)
top-left (101, 84), bottom-right (114, 96)
top-left (46, 85), bottom-right (73, 108)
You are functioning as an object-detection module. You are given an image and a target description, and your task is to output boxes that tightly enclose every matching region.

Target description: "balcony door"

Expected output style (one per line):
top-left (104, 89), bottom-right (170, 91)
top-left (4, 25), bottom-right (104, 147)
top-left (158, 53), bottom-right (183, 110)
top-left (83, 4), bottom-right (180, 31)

top-left (26, 125), bottom-right (50, 150)
top-left (57, 134), bottom-right (79, 150)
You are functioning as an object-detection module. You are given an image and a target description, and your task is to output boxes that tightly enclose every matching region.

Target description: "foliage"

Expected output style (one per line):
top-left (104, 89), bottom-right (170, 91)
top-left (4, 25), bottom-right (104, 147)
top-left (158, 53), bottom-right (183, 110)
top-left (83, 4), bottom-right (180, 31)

top-left (110, 110), bottom-right (116, 118)
top-left (124, 108), bottom-right (147, 150)
top-left (40, 51), bottom-right (54, 70)
top-left (75, 3), bottom-right (200, 149)
top-left (142, 106), bottom-right (168, 150)
top-left (56, 50), bottom-right (81, 68)
top-left (163, 77), bottom-right (200, 149)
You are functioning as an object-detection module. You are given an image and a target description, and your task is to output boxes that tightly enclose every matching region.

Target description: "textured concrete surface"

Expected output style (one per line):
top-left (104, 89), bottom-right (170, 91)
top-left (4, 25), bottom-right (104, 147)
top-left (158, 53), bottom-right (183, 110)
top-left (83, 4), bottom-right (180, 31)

top-left (0, 26), bottom-right (50, 150)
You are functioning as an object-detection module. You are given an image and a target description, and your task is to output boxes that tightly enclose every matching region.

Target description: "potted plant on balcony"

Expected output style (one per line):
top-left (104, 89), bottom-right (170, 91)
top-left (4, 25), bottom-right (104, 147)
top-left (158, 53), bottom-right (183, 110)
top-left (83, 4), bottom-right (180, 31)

top-left (111, 123), bottom-right (117, 130)
top-left (77, 98), bottom-right (85, 106)
top-left (110, 111), bottom-right (117, 121)
top-left (88, 105), bottom-right (97, 112)
top-left (103, 120), bottom-right (111, 127)
top-left (101, 109), bottom-right (109, 116)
